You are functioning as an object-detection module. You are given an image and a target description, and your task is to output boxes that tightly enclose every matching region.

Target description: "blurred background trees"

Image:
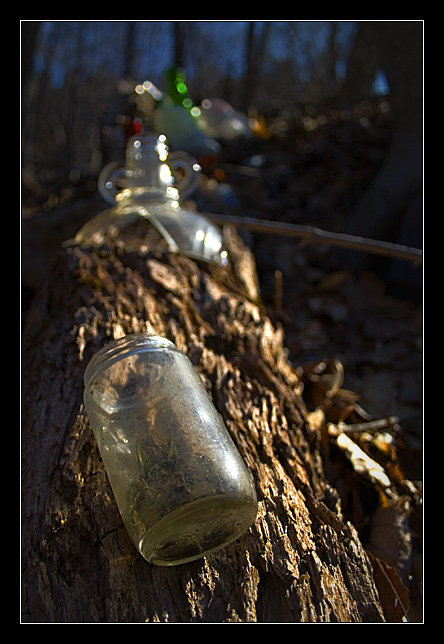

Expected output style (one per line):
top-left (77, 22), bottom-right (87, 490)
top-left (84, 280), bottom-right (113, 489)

top-left (21, 20), bottom-right (423, 294)
top-left (22, 20), bottom-right (412, 192)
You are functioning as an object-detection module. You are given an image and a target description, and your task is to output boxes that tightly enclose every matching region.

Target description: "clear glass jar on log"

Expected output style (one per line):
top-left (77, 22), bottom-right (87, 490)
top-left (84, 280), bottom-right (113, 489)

top-left (83, 334), bottom-right (257, 566)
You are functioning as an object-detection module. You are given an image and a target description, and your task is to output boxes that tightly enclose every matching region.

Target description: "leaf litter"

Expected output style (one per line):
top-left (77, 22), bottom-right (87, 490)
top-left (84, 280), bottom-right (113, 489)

top-left (216, 101), bottom-right (423, 621)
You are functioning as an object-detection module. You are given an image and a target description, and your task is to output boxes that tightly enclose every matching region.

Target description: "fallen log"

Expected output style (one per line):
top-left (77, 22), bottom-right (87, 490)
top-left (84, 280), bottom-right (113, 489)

top-left (21, 220), bottom-right (385, 622)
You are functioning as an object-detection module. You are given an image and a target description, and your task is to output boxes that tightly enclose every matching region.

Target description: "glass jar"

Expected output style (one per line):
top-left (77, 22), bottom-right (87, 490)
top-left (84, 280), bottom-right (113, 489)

top-left (83, 334), bottom-right (257, 566)
top-left (75, 133), bottom-right (227, 266)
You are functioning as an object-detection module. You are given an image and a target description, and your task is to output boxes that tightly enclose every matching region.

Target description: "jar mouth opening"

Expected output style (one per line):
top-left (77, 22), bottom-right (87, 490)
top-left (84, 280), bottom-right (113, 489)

top-left (84, 334), bottom-right (176, 387)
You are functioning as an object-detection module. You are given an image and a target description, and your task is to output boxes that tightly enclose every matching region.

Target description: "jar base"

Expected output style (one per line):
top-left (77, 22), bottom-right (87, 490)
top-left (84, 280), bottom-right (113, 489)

top-left (139, 494), bottom-right (257, 566)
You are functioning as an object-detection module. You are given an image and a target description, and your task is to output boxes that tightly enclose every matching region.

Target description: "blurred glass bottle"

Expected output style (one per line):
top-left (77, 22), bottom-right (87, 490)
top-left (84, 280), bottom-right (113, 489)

top-left (165, 66), bottom-right (198, 120)
top-left (75, 132), bottom-right (227, 265)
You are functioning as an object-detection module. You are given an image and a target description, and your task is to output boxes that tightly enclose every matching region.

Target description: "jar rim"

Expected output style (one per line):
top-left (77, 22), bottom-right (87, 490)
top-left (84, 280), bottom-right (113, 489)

top-left (83, 334), bottom-right (176, 387)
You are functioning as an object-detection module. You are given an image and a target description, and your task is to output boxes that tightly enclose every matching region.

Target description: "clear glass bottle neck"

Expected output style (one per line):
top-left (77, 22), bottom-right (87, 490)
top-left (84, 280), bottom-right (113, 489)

top-left (117, 133), bottom-right (179, 206)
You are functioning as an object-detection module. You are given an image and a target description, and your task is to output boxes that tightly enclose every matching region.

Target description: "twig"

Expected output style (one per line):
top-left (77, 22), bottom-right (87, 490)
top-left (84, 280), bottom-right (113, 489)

top-left (206, 213), bottom-right (422, 265)
top-left (274, 270), bottom-right (283, 314)
top-left (340, 410), bottom-right (422, 434)
top-left (340, 416), bottom-right (401, 434)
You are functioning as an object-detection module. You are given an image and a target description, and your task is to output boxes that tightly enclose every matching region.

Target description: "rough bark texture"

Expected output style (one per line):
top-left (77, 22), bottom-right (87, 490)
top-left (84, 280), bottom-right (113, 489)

top-left (21, 221), bottom-right (385, 623)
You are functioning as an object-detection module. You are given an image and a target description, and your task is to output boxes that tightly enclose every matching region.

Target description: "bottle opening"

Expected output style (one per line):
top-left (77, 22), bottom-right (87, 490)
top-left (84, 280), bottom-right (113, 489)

top-left (84, 334), bottom-right (176, 389)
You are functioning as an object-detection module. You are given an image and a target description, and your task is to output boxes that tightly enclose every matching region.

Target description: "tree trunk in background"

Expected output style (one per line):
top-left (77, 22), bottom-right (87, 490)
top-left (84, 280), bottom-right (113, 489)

top-left (21, 221), bottom-right (385, 623)
top-left (173, 21), bottom-right (187, 69)
top-left (343, 23), bottom-right (379, 103)
top-left (339, 21), bottom-right (423, 280)
top-left (21, 21), bottom-right (41, 92)
top-left (241, 22), bottom-right (272, 112)
top-left (123, 21), bottom-right (137, 79)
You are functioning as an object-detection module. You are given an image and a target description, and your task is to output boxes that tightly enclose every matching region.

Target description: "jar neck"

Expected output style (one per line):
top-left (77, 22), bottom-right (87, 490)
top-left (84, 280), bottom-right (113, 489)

top-left (118, 133), bottom-right (179, 205)
top-left (84, 334), bottom-right (176, 388)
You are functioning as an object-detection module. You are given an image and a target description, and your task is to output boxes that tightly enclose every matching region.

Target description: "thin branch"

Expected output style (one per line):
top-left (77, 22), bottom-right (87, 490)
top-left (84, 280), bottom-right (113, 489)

top-left (205, 213), bottom-right (422, 265)
top-left (340, 416), bottom-right (401, 434)
top-left (339, 409), bottom-right (422, 434)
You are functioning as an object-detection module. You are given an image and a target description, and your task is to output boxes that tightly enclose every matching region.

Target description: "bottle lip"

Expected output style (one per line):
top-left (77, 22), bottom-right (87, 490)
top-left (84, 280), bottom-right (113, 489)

top-left (126, 133), bottom-right (169, 161)
top-left (83, 333), bottom-right (176, 387)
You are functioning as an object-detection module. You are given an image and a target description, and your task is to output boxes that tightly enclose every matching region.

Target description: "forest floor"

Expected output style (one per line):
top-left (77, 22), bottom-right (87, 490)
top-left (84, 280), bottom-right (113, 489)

top-left (199, 96), bottom-right (423, 477)
top-left (201, 96), bottom-right (423, 620)
top-left (21, 95), bottom-right (423, 620)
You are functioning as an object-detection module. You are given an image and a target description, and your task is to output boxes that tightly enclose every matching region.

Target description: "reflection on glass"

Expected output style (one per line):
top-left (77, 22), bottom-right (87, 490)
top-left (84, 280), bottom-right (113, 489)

top-left (75, 133), bottom-right (228, 266)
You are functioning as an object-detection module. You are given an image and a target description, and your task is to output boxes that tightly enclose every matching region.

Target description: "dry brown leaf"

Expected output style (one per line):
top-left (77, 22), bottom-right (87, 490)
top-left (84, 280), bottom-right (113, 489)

top-left (366, 502), bottom-right (412, 585)
top-left (367, 551), bottom-right (410, 622)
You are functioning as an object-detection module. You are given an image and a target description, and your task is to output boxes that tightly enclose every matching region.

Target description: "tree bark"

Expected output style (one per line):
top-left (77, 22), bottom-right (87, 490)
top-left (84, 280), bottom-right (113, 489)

top-left (21, 220), bottom-right (385, 623)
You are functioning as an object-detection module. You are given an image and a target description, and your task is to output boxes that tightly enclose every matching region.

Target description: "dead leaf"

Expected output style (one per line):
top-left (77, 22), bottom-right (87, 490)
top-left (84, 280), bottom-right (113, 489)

top-left (367, 551), bottom-right (409, 622)
top-left (330, 426), bottom-right (392, 489)
top-left (366, 502), bottom-right (412, 585)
